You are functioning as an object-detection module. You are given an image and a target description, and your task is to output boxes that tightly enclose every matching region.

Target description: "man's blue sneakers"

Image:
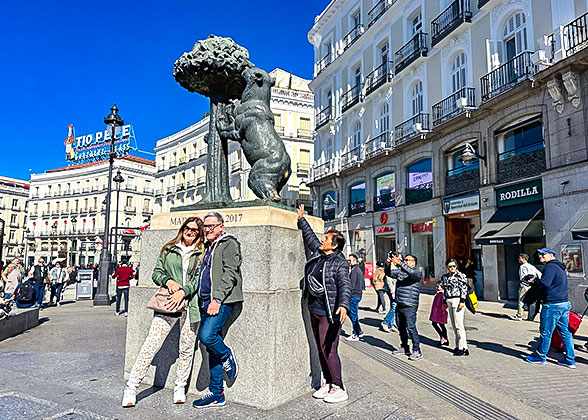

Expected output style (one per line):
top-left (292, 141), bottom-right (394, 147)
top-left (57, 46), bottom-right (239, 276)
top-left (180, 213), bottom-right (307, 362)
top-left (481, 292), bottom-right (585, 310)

top-left (525, 355), bottom-right (546, 364)
top-left (223, 346), bottom-right (239, 381)
top-left (192, 391), bottom-right (226, 408)
top-left (557, 359), bottom-right (577, 369)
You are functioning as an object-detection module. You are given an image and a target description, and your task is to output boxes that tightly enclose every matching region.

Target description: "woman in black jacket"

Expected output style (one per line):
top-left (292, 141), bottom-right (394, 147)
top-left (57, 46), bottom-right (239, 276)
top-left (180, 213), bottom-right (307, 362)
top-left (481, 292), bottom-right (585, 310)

top-left (441, 258), bottom-right (469, 356)
top-left (297, 205), bottom-right (351, 404)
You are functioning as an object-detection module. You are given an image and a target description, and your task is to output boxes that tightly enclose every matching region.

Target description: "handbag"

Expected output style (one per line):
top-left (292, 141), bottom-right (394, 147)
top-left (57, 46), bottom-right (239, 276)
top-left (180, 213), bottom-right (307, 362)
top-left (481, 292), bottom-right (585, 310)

top-left (465, 288), bottom-right (478, 314)
top-left (146, 254), bottom-right (199, 315)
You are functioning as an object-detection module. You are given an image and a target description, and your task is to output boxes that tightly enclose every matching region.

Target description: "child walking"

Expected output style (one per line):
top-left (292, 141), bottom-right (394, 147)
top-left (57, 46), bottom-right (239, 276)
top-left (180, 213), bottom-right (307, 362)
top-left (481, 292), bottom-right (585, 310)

top-left (430, 281), bottom-right (449, 346)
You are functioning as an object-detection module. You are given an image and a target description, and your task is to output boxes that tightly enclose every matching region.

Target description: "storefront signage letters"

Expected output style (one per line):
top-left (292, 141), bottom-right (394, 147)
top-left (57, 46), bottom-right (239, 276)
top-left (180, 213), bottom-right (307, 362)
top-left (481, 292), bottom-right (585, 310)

top-left (497, 180), bottom-right (543, 207)
top-left (443, 194), bottom-right (480, 215)
top-left (376, 226), bottom-right (394, 233)
top-left (65, 124), bottom-right (134, 164)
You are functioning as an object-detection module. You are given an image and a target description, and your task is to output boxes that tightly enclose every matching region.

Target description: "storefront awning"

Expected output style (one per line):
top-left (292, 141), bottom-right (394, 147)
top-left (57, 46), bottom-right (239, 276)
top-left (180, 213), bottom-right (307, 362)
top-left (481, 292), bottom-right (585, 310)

top-left (572, 210), bottom-right (588, 240)
top-left (475, 202), bottom-right (543, 245)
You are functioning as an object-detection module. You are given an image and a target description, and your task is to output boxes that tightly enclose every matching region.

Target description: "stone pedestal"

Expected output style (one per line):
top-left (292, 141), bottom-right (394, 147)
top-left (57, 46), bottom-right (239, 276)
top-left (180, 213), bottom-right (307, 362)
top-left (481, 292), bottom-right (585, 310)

top-left (124, 205), bottom-right (323, 409)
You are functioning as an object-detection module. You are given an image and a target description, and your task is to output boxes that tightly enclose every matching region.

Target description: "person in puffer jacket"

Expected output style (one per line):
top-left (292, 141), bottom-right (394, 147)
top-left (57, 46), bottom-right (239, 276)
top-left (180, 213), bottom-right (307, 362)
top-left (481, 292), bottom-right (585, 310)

top-left (297, 205), bottom-right (351, 404)
top-left (386, 253), bottom-right (423, 361)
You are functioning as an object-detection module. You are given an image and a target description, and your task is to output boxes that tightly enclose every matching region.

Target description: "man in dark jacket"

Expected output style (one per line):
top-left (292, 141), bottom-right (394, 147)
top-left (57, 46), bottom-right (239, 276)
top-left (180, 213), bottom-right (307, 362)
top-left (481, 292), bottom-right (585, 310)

top-left (297, 205), bottom-right (351, 404)
top-left (386, 253), bottom-right (423, 361)
top-left (192, 212), bottom-right (243, 409)
top-left (526, 248), bottom-right (576, 368)
top-left (345, 254), bottom-right (364, 341)
top-left (29, 258), bottom-right (48, 308)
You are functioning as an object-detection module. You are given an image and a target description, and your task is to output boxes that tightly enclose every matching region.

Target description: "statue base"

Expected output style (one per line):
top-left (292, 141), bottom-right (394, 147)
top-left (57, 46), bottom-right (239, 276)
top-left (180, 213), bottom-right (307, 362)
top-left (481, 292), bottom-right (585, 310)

top-left (124, 205), bottom-right (323, 409)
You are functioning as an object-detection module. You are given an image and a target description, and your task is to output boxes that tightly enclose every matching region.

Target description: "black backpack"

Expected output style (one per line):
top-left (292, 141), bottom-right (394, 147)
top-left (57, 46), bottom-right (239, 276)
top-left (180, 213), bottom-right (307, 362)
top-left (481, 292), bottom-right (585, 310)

top-left (16, 283), bottom-right (35, 303)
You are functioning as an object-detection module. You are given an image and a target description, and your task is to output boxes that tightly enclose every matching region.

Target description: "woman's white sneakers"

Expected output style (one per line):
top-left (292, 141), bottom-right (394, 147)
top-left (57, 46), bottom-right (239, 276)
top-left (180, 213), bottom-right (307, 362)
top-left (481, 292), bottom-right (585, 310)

top-left (121, 386), bottom-right (137, 407)
top-left (173, 385), bottom-right (186, 404)
top-left (312, 383), bottom-right (331, 399)
top-left (323, 385), bottom-right (349, 403)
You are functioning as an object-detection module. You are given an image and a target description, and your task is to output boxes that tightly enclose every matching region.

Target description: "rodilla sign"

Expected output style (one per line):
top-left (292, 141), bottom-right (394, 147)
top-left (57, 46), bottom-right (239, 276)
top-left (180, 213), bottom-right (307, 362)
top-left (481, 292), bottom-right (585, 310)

top-left (65, 124), bottom-right (135, 164)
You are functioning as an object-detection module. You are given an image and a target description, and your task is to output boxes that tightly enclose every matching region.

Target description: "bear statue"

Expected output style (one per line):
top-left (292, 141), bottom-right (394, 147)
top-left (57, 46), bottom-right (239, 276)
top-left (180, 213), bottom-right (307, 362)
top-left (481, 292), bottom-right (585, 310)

top-left (217, 67), bottom-right (292, 202)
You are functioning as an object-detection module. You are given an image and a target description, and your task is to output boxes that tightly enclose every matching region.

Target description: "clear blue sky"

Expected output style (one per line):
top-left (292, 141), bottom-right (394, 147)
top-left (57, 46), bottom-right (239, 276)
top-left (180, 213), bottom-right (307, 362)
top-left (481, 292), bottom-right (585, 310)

top-left (1, 0), bottom-right (328, 180)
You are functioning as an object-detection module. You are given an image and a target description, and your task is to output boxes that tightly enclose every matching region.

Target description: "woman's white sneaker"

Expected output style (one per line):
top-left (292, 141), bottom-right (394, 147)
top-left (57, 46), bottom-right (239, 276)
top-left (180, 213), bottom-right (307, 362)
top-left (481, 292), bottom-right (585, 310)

top-left (323, 385), bottom-right (348, 403)
top-left (122, 386), bottom-right (137, 407)
top-left (312, 383), bottom-right (330, 399)
top-left (173, 385), bottom-right (186, 404)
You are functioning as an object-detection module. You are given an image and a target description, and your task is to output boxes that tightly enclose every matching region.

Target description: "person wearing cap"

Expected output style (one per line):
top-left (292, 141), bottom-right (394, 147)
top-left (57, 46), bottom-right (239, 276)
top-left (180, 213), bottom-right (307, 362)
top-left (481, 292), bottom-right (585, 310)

top-left (525, 248), bottom-right (576, 369)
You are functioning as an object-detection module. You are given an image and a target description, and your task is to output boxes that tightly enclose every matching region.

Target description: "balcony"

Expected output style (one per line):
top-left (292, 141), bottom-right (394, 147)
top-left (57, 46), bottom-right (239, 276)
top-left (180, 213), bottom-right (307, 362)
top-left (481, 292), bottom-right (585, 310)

top-left (186, 180), bottom-right (195, 188)
top-left (394, 113), bottom-right (430, 146)
top-left (316, 52), bottom-right (333, 76)
top-left (30, 212), bottom-right (38, 218)
top-left (144, 187), bottom-right (153, 194)
top-left (31, 194), bottom-right (39, 198)
top-left (365, 62), bottom-right (394, 97)
top-left (481, 51), bottom-right (537, 102)
top-left (178, 156), bottom-right (186, 165)
top-left (142, 207), bottom-right (153, 215)
top-left (157, 165), bottom-right (165, 172)
top-left (365, 131), bottom-right (393, 160)
top-left (310, 160), bottom-right (338, 183)
top-left (431, 0), bottom-right (472, 47)
top-left (155, 189), bottom-right (163, 196)
top-left (445, 166), bottom-right (480, 195)
top-left (341, 146), bottom-right (363, 170)
top-left (169, 160), bottom-right (177, 168)
top-left (368, 0), bottom-right (395, 27)
top-left (189, 153), bottom-right (197, 161)
top-left (42, 211), bottom-right (50, 217)
top-left (432, 87), bottom-right (476, 126)
top-left (64, 189), bottom-right (72, 195)
top-left (297, 128), bottom-right (312, 139)
top-left (341, 84), bottom-right (361, 113)
top-left (395, 32), bottom-right (428, 74)
top-left (231, 161), bottom-right (242, 173)
top-left (342, 23), bottom-right (364, 51)
top-left (315, 106), bottom-right (332, 130)
top-left (87, 207), bottom-right (96, 213)
top-left (124, 206), bottom-right (136, 213)
top-left (61, 209), bottom-right (70, 215)
top-left (348, 200), bottom-right (366, 216)
top-left (274, 125), bottom-right (285, 136)
top-left (198, 148), bottom-right (207, 157)
top-left (73, 189), bottom-right (80, 194)
top-left (497, 142), bottom-right (546, 184)
top-left (564, 11), bottom-right (588, 55)
top-left (296, 163), bottom-right (310, 176)
top-left (83, 187), bottom-right (91, 193)
top-left (91, 186), bottom-right (98, 191)
top-left (166, 186), bottom-right (174, 193)
top-left (125, 185), bottom-right (137, 191)
top-left (197, 176), bottom-right (205, 186)
top-left (176, 184), bottom-right (186, 191)
top-left (374, 192), bottom-right (396, 211)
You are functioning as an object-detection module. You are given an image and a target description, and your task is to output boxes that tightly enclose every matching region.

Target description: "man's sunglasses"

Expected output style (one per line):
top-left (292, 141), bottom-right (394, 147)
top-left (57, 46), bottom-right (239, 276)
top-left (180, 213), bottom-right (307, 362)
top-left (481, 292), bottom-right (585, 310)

top-left (203, 223), bottom-right (222, 230)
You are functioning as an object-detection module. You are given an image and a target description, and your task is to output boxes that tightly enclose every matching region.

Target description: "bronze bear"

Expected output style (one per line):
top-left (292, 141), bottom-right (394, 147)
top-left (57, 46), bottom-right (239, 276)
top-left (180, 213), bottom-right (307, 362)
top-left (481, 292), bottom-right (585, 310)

top-left (217, 67), bottom-right (292, 202)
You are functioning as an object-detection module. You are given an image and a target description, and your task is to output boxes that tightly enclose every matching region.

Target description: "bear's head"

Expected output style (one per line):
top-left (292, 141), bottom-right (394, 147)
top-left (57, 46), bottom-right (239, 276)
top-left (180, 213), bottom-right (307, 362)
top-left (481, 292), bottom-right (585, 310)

top-left (241, 67), bottom-right (275, 102)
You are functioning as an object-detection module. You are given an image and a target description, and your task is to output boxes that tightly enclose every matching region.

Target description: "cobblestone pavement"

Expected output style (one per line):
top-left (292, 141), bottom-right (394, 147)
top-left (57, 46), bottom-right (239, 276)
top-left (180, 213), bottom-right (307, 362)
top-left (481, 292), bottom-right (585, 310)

top-left (1, 292), bottom-right (587, 419)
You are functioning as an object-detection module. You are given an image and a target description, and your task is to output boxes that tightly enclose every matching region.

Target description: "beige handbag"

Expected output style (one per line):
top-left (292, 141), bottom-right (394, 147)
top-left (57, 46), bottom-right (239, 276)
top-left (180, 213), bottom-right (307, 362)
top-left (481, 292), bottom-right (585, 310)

top-left (146, 254), bottom-right (199, 314)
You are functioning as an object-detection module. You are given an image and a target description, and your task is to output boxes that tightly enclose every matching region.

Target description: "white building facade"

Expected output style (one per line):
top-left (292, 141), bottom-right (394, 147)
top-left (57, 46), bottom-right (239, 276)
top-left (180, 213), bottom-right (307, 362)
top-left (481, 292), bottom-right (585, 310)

top-left (154, 68), bottom-right (315, 213)
top-left (308, 0), bottom-right (588, 306)
top-left (0, 176), bottom-right (29, 262)
top-left (26, 156), bottom-right (155, 268)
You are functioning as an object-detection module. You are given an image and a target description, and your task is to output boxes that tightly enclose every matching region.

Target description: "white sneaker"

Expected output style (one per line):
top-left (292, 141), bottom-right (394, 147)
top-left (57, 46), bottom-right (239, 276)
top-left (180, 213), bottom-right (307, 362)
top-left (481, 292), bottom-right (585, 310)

top-left (323, 385), bottom-right (348, 403)
top-left (173, 385), bottom-right (186, 404)
top-left (380, 322), bottom-right (391, 332)
top-left (124, 312), bottom-right (128, 317)
top-left (345, 334), bottom-right (359, 342)
top-left (115, 312), bottom-right (120, 317)
top-left (122, 386), bottom-right (137, 407)
top-left (312, 383), bottom-right (330, 399)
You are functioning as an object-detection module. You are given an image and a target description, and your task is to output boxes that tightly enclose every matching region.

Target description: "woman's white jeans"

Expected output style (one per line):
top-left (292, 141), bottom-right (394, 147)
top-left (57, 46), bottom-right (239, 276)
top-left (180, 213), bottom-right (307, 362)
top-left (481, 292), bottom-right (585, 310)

top-left (446, 297), bottom-right (468, 350)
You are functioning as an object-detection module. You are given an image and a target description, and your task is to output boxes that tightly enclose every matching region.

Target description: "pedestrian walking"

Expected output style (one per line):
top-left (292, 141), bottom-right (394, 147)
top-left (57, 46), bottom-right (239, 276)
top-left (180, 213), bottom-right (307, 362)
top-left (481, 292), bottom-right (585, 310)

top-left (525, 248), bottom-right (576, 368)
top-left (510, 253), bottom-right (542, 321)
top-left (441, 258), bottom-right (469, 356)
top-left (345, 254), bottom-right (364, 342)
top-left (192, 212), bottom-right (242, 409)
top-left (29, 258), bottom-right (48, 308)
top-left (112, 262), bottom-right (134, 316)
top-left (387, 253), bottom-right (423, 361)
top-left (430, 281), bottom-right (449, 346)
top-left (49, 262), bottom-right (67, 306)
top-left (372, 262), bottom-right (388, 314)
top-left (122, 217), bottom-right (204, 408)
top-left (380, 252), bottom-right (398, 333)
top-left (296, 204), bottom-right (351, 404)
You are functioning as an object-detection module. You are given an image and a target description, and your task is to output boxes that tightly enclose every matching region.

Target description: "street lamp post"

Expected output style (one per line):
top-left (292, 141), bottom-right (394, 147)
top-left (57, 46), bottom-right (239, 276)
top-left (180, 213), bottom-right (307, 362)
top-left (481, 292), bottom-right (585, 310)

top-left (113, 169), bottom-right (124, 267)
top-left (70, 216), bottom-right (77, 266)
top-left (94, 104), bottom-right (124, 306)
top-left (50, 222), bottom-right (57, 264)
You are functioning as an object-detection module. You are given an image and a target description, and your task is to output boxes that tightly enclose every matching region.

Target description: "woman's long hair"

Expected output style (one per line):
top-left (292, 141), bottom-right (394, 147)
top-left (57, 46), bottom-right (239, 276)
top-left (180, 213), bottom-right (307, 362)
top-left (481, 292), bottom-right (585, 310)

top-left (160, 216), bottom-right (204, 259)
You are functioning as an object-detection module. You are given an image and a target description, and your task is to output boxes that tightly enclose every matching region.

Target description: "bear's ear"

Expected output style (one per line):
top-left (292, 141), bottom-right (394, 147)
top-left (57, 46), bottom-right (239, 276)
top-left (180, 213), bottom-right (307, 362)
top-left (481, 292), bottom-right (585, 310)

top-left (270, 76), bottom-right (276, 87)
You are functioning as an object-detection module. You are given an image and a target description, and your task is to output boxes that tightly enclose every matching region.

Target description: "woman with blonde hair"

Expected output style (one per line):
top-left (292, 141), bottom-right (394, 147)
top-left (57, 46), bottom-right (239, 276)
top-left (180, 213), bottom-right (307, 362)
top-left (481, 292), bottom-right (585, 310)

top-left (122, 216), bottom-right (204, 407)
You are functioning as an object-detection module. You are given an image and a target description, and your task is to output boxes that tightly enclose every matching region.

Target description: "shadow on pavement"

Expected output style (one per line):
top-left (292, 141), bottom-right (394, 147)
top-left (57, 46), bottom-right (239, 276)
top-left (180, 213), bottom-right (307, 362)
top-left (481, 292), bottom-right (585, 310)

top-left (137, 385), bottom-right (164, 402)
top-left (478, 311), bottom-right (512, 320)
top-left (361, 316), bottom-right (385, 328)
top-left (468, 339), bottom-right (526, 360)
top-left (360, 334), bottom-right (394, 352)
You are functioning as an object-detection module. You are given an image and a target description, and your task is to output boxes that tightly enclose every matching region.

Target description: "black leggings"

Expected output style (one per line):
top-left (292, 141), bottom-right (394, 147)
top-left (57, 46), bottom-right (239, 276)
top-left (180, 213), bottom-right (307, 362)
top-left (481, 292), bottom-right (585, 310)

top-left (432, 322), bottom-right (447, 340)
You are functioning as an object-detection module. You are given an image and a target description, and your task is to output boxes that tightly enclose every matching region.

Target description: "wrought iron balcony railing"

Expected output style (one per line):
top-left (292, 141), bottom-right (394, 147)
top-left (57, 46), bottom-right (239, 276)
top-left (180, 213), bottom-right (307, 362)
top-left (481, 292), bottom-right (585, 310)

top-left (394, 113), bottom-right (430, 146)
top-left (316, 52), bottom-right (333, 76)
top-left (364, 131), bottom-right (393, 160)
top-left (395, 32), bottom-right (428, 74)
top-left (310, 160), bottom-right (338, 182)
top-left (374, 192), bottom-right (396, 211)
top-left (365, 61), bottom-right (394, 96)
top-left (445, 165), bottom-right (480, 195)
top-left (197, 176), bottom-right (205, 186)
top-left (497, 142), bottom-right (546, 184)
top-left (564, 11), bottom-right (588, 55)
top-left (296, 163), bottom-right (310, 176)
top-left (297, 128), bottom-right (312, 139)
top-left (481, 51), bottom-right (537, 102)
top-left (432, 87), bottom-right (476, 126)
top-left (341, 146), bottom-right (363, 170)
top-left (316, 106), bottom-right (332, 130)
top-left (231, 161), bottom-right (242, 173)
top-left (406, 187), bottom-right (433, 205)
top-left (341, 84), bottom-right (361, 113)
top-left (431, 0), bottom-right (472, 47)
top-left (343, 23), bottom-right (364, 51)
top-left (368, 0), bottom-right (396, 27)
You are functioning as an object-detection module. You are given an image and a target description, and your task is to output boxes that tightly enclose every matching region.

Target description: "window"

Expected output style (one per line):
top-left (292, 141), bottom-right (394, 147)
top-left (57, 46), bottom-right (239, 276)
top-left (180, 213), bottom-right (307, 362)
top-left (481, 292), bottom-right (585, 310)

top-left (411, 11), bottom-right (422, 35)
top-left (56, 201), bottom-right (60, 212)
top-left (326, 90), bottom-right (332, 109)
top-left (352, 120), bottom-right (362, 148)
top-left (354, 66), bottom-right (361, 87)
top-left (144, 198), bottom-right (150, 209)
top-left (322, 191), bottom-right (336, 221)
top-left (379, 103), bottom-right (390, 134)
top-left (380, 42), bottom-right (389, 64)
top-left (503, 12), bottom-right (527, 61)
top-left (10, 214), bottom-right (17, 224)
top-left (9, 230), bottom-right (15, 242)
top-left (352, 11), bottom-right (361, 27)
top-left (349, 182), bottom-right (366, 215)
top-left (326, 137), bottom-right (334, 159)
top-left (498, 119), bottom-right (543, 157)
top-left (12, 199), bottom-right (18, 208)
top-left (406, 159), bottom-right (433, 205)
top-left (274, 113), bottom-right (282, 127)
top-left (33, 203), bottom-right (38, 213)
top-left (126, 196), bottom-right (133, 207)
top-left (127, 176), bottom-right (135, 188)
top-left (300, 117), bottom-right (311, 132)
top-left (65, 201), bottom-right (69, 211)
top-left (93, 197), bottom-right (97, 209)
top-left (411, 81), bottom-right (423, 116)
top-left (374, 172), bottom-right (396, 210)
top-left (452, 53), bottom-right (467, 93)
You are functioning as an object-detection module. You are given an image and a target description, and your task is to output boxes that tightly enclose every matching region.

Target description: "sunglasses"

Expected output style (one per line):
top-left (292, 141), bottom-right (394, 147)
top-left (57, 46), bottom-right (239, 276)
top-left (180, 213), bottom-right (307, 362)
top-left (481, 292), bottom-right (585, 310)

top-left (203, 223), bottom-right (222, 230)
top-left (404, 258), bottom-right (414, 262)
top-left (447, 264), bottom-right (457, 268)
top-left (183, 226), bottom-right (199, 234)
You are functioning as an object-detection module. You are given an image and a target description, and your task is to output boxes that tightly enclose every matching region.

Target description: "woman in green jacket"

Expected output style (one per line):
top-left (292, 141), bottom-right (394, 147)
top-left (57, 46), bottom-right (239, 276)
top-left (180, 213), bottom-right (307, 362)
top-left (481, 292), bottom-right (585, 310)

top-left (122, 217), bottom-right (204, 408)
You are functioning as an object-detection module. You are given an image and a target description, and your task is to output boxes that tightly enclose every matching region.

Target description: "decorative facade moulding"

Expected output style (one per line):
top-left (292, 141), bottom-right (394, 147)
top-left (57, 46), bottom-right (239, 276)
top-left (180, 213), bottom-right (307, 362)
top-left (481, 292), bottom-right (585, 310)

top-left (546, 79), bottom-right (564, 114)
top-left (562, 71), bottom-right (582, 108)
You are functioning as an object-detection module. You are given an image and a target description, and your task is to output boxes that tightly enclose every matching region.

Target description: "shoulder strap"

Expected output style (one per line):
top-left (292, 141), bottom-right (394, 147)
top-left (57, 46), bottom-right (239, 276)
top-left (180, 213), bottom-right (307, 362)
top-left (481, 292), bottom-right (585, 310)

top-left (189, 254), bottom-right (200, 278)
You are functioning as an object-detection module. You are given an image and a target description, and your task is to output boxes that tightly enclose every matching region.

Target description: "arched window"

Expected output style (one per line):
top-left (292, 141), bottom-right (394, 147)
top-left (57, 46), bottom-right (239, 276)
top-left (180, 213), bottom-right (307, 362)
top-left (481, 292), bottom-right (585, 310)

top-left (352, 120), bottom-right (362, 148)
top-left (406, 158), bottom-right (433, 205)
top-left (503, 12), bottom-right (527, 61)
top-left (349, 182), bottom-right (366, 216)
top-left (411, 81), bottom-right (423, 116)
top-left (322, 191), bottom-right (336, 221)
top-left (451, 52), bottom-right (467, 93)
top-left (379, 103), bottom-right (390, 134)
top-left (374, 171), bottom-right (396, 210)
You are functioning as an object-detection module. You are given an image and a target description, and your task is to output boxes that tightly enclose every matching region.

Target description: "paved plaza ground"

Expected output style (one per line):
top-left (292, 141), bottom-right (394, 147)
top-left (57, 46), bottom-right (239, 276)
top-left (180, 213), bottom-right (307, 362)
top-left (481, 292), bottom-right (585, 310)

top-left (1, 290), bottom-right (587, 420)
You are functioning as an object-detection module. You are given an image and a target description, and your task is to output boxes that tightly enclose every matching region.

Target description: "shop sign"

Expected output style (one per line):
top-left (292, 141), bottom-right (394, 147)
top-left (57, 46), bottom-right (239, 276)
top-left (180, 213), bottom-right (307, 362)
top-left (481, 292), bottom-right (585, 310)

top-left (64, 123), bottom-right (135, 164)
top-left (379, 213), bottom-right (388, 224)
top-left (497, 180), bottom-right (542, 207)
top-left (443, 194), bottom-right (479, 215)
top-left (411, 221), bottom-right (433, 233)
top-left (376, 226), bottom-right (394, 233)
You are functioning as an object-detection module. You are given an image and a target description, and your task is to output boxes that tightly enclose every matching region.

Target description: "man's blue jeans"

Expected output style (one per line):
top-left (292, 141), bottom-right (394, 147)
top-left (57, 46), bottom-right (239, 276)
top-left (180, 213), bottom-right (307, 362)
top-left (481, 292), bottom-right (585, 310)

top-left (534, 301), bottom-right (575, 363)
top-left (34, 283), bottom-right (45, 306)
top-left (382, 301), bottom-right (397, 328)
top-left (199, 302), bottom-right (234, 396)
top-left (348, 296), bottom-right (363, 336)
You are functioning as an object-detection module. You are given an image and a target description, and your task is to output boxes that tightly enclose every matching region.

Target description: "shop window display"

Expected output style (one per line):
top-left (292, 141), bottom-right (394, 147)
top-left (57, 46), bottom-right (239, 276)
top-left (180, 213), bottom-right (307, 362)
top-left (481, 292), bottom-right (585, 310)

top-left (411, 221), bottom-right (435, 285)
top-left (322, 191), bottom-right (336, 221)
top-left (349, 182), bottom-right (366, 216)
top-left (374, 171), bottom-right (396, 210)
top-left (406, 159), bottom-right (433, 205)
